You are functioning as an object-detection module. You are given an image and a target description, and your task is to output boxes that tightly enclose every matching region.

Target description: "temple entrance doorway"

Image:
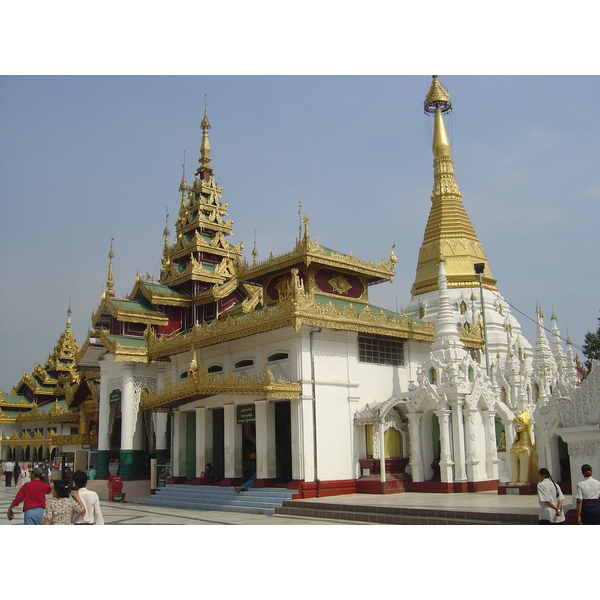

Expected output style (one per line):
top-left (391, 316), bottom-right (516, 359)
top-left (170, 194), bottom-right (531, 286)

top-left (275, 400), bottom-right (292, 483)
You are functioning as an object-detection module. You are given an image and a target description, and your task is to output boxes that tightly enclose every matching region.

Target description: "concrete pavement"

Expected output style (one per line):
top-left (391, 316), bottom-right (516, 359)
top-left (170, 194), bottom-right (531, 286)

top-left (1, 479), bottom-right (575, 525)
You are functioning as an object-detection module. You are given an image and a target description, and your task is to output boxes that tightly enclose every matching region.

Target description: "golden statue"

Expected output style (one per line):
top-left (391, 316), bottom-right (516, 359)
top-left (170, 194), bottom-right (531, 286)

top-left (509, 409), bottom-right (538, 484)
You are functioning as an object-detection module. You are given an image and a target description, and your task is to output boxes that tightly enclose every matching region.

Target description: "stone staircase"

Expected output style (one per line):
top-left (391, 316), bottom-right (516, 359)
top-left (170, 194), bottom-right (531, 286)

top-left (275, 500), bottom-right (538, 525)
top-left (145, 484), bottom-right (299, 516)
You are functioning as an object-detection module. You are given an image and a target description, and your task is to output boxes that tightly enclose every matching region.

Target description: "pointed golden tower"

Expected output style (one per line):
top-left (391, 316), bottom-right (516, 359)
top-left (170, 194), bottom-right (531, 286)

top-left (160, 105), bottom-right (242, 287)
top-left (106, 238), bottom-right (115, 297)
top-left (411, 76), bottom-right (497, 296)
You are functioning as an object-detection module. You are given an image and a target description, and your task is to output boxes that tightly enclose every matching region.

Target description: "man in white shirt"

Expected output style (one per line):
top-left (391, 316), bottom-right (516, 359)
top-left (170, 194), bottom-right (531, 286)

top-left (4, 460), bottom-right (15, 487)
top-left (72, 470), bottom-right (104, 525)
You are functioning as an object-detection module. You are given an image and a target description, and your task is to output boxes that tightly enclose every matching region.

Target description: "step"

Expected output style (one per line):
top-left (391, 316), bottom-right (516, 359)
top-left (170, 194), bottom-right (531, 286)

top-left (275, 500), bottom-right (537, 525)
top-left (144, 485), bottom-right (299, 516)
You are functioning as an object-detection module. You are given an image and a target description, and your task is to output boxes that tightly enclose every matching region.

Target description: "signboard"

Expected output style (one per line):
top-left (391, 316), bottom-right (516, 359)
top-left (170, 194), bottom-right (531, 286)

top-left (236, 404), bottom-right (255, 424)
top-left (109, 390), bottom-right (121, 405)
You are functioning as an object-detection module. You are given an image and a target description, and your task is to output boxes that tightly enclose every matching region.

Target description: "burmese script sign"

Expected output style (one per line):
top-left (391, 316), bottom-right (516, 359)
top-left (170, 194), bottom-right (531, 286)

top-left (237, 404), bottom-right (255, 424)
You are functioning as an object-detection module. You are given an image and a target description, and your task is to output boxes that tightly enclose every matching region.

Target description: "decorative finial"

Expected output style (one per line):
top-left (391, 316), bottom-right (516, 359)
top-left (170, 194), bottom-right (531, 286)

top-left (106, 237), bottom-right (115, 297)
top-left (303, 214), bottom-right (310, 241)
top-left (66, 299), bottom-right (72, 330)
top-left (180, 152), bottom-right (188, 192)
top-left (252, 230), bottom-right (258, 266)
top-left (424, 75), bottom-right (452, 115)
top-left (163, 207), bottom-right (170, 241)
top-left (196, 97), bottom-right (213, 178)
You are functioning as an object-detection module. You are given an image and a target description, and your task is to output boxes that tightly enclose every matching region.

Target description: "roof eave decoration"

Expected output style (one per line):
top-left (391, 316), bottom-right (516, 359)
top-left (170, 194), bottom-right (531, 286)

top-left (98, 330), bottom-right (149, 363)
top-left (91, 295), bottom-right (169, 327)
top-left (129, 276), bottom-right (191, 308)
top-left (1, 430), bottom-right (98, 450)
top-left (147, 269), bottom-right (438, 360)
top-left (159, 256), bottom-right (232, 287)
top-left (239, 231), bottom-right (397, 286)
top-left (141, 364), bottom-right (302, 410)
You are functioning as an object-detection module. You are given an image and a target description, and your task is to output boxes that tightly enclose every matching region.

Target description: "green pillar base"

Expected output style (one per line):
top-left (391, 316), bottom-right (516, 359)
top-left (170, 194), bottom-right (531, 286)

top-left (97, 451), bottom-right (111, 478)
top-left (119, 450), bottom-right (144, 477)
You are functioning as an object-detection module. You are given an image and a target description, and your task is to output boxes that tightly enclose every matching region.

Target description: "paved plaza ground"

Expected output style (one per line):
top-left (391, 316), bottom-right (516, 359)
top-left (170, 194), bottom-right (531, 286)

top-left (0, 482), bottom-right (350, 525)
top-left (0, 477), bottom-right (575, 525)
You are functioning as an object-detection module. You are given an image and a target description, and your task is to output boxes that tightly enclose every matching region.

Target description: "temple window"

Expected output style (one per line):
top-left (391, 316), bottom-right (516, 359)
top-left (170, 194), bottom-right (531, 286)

top-left (358, 335), bottom-right (404, 366)
top-left (207, 364), bottom-right (224, 374)
top-left (234, 359), bottom-right (254, 369)
top-left (267, 352), bottom-right (289, 362)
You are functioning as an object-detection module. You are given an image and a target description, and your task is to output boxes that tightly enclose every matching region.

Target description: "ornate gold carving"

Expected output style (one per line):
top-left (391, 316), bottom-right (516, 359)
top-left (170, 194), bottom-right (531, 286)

top-left (241, 229), bottom-right (396, 285)
top-left (98, 330), bottom-right (148, 363)
top-left (141, 364), bottom-right (301, 410)
top-left (91, 296), bottom-right (169, 327)
top-left (147, 284), bottom-right (437, 361)
top-left (328, 274), bottom-right (352, 295)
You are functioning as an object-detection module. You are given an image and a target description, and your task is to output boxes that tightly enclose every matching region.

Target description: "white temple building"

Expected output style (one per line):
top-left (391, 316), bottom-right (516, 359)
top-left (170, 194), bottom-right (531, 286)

top-left (63, 76), bottom-right (599, 499)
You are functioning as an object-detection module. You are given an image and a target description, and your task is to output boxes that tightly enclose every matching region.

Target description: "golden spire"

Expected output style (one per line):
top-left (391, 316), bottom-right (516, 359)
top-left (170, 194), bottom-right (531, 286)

top-left (180, 156), bottom-right (188, 194)
top-left (106, 237), bottom-right (115, 297)
top-left (66, 300), bottom-right (72, 331)
top-left (411, 76), bottom-right (496, 297)
top-left (196, 98), bottom-right (213, 178)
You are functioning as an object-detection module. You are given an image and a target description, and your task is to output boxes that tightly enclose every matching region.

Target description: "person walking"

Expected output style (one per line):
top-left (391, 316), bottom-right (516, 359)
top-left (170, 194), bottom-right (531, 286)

top-left (43, 479), bottom-right (85, 525)
top-left (4, 458), bottom-right (15, 486)
top-left (16, 462), bottom-right (31, 490)
top-left (72, 470), bottom-right (104, 525)
top-left (537, 468), bottom-right (565, 524)
top-left (575, 464), bottom-right (600, 525)
top-left (13, 462), bottom-right (21, 487)
top-left (7, 466), bottom-right (52, 524)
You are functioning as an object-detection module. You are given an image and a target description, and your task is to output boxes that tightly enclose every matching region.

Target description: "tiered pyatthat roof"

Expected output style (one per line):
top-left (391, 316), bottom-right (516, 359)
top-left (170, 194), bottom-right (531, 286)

top-left (412, 76), bottom-right (497, 296)
top-left (160, 110), bottom-right (243, 287)
top-left (6, 307), bottom-right (80, 402)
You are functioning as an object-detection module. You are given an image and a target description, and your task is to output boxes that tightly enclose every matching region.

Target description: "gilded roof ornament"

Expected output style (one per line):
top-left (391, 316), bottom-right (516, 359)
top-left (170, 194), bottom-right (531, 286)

top-left (424, 75), bottom-right (452, 115)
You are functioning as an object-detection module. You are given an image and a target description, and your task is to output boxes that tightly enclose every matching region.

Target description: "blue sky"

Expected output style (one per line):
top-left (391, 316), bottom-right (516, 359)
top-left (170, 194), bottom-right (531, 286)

top-left (1, 74), bottom-right (598, 390)
top-left (1, 3), bottom-right (599, 392)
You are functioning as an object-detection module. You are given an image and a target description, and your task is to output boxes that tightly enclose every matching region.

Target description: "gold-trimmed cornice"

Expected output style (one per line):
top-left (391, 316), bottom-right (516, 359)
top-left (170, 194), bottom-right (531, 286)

top-left (0, 430), bottom-right (98, 450)
top-left (141, 364), bottom-right (302, 410)
top-left (98, 330), bottom-right (148, 363)
top-left (147, 274), bottom-right (436, 360)
top-left (168, 230), bottom-right (242, 263)
top-left (91, 295), bottom-right (169, 327)
top-left (239, 233), bottom-right (397, 286)
top-left (129, 277), bottom-right (191, 308)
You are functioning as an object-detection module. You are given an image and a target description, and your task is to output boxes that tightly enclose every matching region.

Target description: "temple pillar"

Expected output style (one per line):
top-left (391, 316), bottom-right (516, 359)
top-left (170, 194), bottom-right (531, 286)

top-left (379, 420), bottom-right (386, 484)
top-left (482, 410), bottom-right (500, 480)
top-left (299, 395), bottom-right (315, 482)
top-left (435, 408), bottom-right (454, 482)
top-left (407, 412), bottom-right (424, 482)
top-left (97, 360), bottom-right (111, 477)
top-left (450, 400), bottom-right (467, 482)
top-left (290, 397), bottom-right (303, 481)
top-left (255, 400), bottom-right (277, 480)
top-left (463, 408), bottom-right (480, 482)
top-left (131, 404), bottom-right (144, 475)
top-left (172, 409), bottom-right (184, 477)
top-left (118, 364), bottom-right (137, 477)
top-left (154, 364), bottom-right (169, 464)
top-left (195, 407), bottom-right (206, 477)
top-left (223, 403), bottom-right (242, 478)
